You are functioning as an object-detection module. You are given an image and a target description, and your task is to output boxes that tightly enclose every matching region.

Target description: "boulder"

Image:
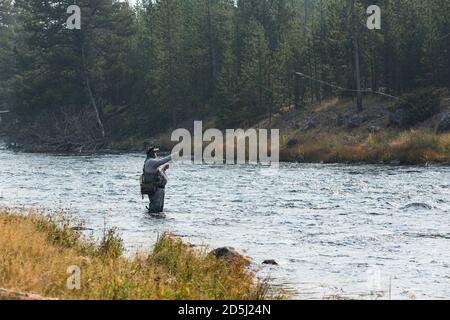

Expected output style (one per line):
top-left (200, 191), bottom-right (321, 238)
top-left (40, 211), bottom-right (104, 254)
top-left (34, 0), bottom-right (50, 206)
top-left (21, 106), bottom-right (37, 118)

top-left (367, 125), bottom-right (382, 133)
top-left (437, 113), bottom-right (450, 133)
top-left (262, 259), bottom-right (278, 266)
top-left (295, 155), bottom-right (305, 163)
top-left (346, 114), bottom-right (366, 129)
top-left (301, 117), bottom-right (319, 132)
top-left (210, 247), bottom-right (241, 260)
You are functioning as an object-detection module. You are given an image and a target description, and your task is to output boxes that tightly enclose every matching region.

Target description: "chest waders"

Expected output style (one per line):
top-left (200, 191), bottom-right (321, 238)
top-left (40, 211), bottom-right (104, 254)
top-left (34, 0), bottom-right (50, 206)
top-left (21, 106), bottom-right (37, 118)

top-left (140, 169), bottom-right (168, 213)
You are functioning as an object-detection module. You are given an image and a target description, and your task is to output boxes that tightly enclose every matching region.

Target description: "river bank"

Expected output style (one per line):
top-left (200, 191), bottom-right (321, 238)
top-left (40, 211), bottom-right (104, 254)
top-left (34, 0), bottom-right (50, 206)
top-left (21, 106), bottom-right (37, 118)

top-left (0, 209), bottom-right (274, 300)
top-left (280, 129), bottom-right (450, 165)
top-left (4, 129), bottom-right (450, 166)
top-left (4, 96), bottom-right (449, 165)
top-left (1, 148), bottom-right (449, 299)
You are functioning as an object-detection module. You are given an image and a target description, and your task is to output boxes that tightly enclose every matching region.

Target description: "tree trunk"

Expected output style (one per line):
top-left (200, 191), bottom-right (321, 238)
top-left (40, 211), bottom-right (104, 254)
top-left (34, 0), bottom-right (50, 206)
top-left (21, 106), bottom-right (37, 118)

top-left (304, 0), bottom-right (308, 37)
top-left (314, 58), bottom-right (321, 104)
top-left (371, 57), bottom-right (379, 92)
top-left (172, 109), bottom-right (177, 128)
top-left (448, 46), bottom-right (450, 89)
top-left (352, 0), bottom-right (363, 112)
top-left (267, 66), bottom-right (273, 129)
top-left (81, 44), bottom-right (106, 139)
top-left (207, 0), bottom-right (217, 93)
top-left (165, 0), bottom-right (177, 128)
top-left (293, 72), bottom-right (301, 109)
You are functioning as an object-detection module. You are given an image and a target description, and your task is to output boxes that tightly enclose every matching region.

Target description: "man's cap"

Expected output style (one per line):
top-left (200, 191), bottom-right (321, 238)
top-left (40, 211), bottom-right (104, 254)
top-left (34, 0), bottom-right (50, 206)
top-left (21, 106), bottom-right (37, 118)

top-left (147, 146), bottom-right (160, 154)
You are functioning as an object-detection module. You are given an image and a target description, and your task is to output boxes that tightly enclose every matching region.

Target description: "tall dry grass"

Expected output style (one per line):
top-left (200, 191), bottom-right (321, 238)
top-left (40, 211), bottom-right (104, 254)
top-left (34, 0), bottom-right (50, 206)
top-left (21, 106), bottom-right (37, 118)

top-left (281, 130), bottom-right (450, 164)
top-left (0, 209), bottom-right (273, 300)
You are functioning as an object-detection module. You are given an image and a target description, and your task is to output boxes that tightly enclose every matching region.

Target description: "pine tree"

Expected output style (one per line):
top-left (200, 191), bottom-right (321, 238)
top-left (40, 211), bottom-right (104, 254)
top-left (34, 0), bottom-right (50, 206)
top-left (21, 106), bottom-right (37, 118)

top-left (0, 0), bottom-right (16, 110)
top-left (13, 0), bottom-right (135, 141)
top-left (238, 18), bottom-right (272, 123)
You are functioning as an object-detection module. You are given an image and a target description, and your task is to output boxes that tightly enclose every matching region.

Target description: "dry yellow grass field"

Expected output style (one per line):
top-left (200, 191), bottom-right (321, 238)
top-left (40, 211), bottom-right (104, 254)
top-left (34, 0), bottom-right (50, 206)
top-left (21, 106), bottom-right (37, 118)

top-left (0, 209), bottom-right (272, 300)
top-left (281, 130), bottom-right (450, 164)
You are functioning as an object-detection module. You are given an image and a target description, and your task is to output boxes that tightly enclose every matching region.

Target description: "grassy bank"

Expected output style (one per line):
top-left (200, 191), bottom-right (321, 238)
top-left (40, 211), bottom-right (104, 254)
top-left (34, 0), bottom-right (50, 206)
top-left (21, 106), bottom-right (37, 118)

top-left (280, 130), bottom-right (450, 165)
top-left (12, 128), bottom-right (449, 165)
top-left (111, 129), bottom-right (450, 165)
top-left (0, 209), bottom-right (271, 300)
top-left (8, 94), bottom-right (450, 166)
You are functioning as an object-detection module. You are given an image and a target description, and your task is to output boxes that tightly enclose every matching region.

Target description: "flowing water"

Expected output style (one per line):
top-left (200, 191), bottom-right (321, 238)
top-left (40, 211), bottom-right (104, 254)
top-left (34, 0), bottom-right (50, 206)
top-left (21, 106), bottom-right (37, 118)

top-left (1, 144), bottom-right (449, 299)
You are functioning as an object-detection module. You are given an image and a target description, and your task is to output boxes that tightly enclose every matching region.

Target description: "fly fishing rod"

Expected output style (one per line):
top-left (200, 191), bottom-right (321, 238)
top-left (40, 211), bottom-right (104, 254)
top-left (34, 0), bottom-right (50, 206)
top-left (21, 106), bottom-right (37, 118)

top-left (294, 71), bottom-right (415, 108)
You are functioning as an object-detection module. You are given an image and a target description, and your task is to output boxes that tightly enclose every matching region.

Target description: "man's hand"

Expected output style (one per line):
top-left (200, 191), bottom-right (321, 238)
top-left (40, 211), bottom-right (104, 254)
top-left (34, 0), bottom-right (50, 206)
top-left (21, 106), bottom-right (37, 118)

top-left (171, 152), bottom-right (180, 161)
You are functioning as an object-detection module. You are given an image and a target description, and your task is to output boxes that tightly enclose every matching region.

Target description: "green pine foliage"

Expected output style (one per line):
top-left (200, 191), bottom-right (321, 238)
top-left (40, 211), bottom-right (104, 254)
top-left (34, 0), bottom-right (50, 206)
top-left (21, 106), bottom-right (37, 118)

top-left (0, 0), bottom-right (448, 142)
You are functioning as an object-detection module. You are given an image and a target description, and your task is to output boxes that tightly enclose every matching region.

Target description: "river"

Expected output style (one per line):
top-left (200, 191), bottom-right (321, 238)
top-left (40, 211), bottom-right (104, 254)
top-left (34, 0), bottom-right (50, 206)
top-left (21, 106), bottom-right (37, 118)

top-left (0, 144), bottom-right (449, 299)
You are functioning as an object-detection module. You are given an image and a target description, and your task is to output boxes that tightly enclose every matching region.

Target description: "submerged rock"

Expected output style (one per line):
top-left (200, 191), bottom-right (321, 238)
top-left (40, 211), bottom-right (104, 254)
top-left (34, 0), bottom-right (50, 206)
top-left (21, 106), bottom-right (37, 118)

top-left (262, 259), bottom-right (278, 266)
top-left (402, 203), bottom-right (433, 210)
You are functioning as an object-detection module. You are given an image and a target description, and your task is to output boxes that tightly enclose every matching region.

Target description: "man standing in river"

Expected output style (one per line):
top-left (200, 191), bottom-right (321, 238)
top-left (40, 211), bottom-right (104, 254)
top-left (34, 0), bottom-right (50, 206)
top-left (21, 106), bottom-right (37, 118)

top-left (144, 146), bottom-right (174, 175)
top-left (141, 146), bottom-right (177, 213)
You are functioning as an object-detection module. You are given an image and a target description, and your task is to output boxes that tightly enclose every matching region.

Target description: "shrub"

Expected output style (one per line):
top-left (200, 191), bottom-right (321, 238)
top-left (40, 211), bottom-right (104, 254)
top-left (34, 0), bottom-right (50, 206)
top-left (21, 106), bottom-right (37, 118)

top-left (390, 88), bottom-right (446, 128)
top-left (97, 227), bottom-right (124, 259)
top-left (33, 214), bottom-right (83, 249)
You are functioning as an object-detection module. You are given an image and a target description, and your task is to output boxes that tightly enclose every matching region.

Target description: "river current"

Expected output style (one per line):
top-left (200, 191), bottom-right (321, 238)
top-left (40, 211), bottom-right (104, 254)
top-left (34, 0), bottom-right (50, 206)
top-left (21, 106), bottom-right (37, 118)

top-left (1, 145), bottom-right (449, 299)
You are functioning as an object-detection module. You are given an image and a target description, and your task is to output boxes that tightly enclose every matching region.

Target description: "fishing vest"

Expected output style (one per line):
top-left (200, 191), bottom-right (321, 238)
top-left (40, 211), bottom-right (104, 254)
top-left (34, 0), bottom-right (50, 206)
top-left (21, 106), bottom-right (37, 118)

top-left (140, 169), bottom-right (167, 197)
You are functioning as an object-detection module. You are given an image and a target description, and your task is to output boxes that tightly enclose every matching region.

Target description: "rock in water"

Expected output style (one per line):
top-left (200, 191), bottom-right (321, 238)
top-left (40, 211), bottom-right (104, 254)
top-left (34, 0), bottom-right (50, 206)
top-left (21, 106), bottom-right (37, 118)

top-left (295, 155), bottom-right (305, 163)
top-left (262, 259), bottom-right (278, 266)
top-left (402, 203), bottom-right (433, 210)
top-left (210, 247), bottom-right (250, 265)
top-left (211, 247), bottom-right (241, 260)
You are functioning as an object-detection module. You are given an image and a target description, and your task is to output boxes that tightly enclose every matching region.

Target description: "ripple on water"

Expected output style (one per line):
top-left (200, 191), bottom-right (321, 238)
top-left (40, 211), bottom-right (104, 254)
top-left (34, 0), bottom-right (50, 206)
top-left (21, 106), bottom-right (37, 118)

top-left (401, 203), bottom-right (434, 210)
top-left (1, 148), bottom-right (450, 299)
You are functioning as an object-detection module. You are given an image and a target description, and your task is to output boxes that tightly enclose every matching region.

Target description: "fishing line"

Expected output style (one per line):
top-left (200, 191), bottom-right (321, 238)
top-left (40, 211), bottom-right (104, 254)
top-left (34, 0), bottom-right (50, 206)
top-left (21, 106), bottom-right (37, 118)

top-left (294, 71), bottom-right (415, 107)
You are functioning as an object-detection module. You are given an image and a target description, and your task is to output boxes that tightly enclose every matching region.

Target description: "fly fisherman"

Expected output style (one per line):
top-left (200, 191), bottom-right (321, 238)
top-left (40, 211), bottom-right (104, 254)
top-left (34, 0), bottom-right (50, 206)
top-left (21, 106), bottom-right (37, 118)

top-left (141, 146), bottom-right (177, 213)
